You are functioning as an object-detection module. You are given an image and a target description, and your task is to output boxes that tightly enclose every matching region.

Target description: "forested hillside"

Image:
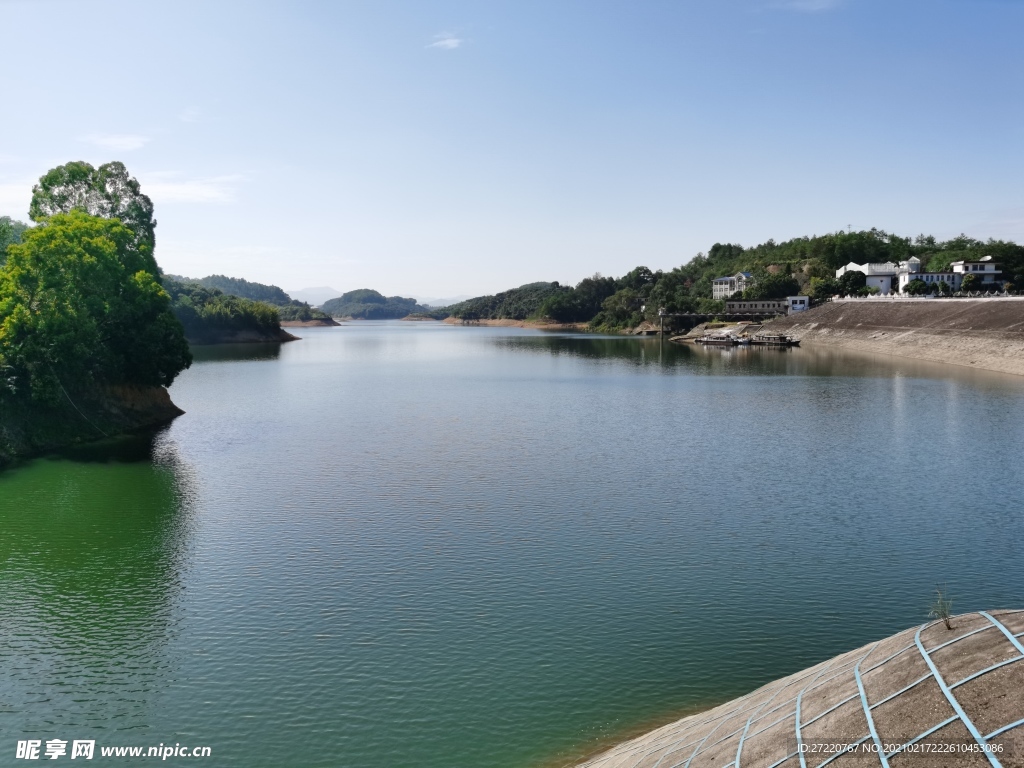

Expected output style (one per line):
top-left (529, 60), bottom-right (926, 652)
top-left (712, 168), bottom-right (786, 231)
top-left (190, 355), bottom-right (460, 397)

top-left (322, 289), bottom-right (430, 319)
top-left (168, 273), bottom-right (332, 323)
top-left (173, 274), bottom-right (292, 304)
top-left (162, 279), bottom-right (289, 343)
top-left (439, 230), bottom-right (1024, 331)
top-left (437, 282), bottom-right (569, 321)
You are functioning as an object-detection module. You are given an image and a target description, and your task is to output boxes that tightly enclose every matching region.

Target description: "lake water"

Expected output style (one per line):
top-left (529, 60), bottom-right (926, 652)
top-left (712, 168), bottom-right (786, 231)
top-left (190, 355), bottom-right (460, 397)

top-left (3, 322), bottom-right (1024, 766)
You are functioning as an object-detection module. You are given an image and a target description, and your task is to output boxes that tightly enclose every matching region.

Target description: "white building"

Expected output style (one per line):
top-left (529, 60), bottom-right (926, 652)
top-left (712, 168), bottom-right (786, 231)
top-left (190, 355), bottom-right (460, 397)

top-left (712, 272), bottom-right (752, 300)
top-left (896, 270), bottom-right (958, 292)
top-left (951, 256), bottom-right (1002, 287)
top-left (835, 261), bottom-right (900, 294)
top-left (836, 256), bottom-right (1002, 294)
top-left (787, 296), bottom-right (810, 313)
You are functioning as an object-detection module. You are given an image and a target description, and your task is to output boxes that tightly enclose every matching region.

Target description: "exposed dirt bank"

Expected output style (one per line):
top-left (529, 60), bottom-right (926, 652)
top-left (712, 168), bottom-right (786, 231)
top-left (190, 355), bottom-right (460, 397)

top-left (765, 298), bottom-right (1024, 376)
top-left (280, 318), bottom-right (340, 327)
top-left (579, 610), bottom-right (1024, 768)
top-left (0, 385), bottom-right (184, 467)
top-left (187, 327), bottom-right (299, 344)
top-left (442, 317), bottom-right (591, 331)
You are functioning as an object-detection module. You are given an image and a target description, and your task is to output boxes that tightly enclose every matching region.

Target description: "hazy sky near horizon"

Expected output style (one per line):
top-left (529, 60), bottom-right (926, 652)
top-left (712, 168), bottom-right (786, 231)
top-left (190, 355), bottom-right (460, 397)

top-left (1, 0), bottom-right (1022, 297)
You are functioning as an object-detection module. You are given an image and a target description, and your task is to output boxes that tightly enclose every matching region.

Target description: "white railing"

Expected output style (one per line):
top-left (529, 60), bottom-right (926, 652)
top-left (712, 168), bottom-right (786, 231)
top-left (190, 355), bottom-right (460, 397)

top-left (829, 292), bottom-right (1020, 302)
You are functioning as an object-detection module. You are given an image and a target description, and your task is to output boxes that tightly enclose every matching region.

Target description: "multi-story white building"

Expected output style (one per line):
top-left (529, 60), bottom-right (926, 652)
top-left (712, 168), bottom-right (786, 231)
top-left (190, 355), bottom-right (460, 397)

top-left (951, 256), bottom-right (1002, 287)
top-left (838, 256), bottom-right (1002, 294)
top-left (712, 272), bottom-right (752, 300)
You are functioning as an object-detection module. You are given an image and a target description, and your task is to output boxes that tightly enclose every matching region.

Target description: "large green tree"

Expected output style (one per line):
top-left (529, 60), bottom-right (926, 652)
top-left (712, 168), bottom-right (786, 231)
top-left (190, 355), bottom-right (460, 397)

top-left (29, 161), bottom-right (159, 278)
top-left (0, 211), bottom-right (191, 402)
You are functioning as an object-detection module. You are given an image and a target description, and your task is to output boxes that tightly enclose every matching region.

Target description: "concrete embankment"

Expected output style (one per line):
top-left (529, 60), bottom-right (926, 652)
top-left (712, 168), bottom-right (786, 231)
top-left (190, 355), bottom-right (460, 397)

top-left (765, 298), bottom-right (1024, 376)
top-left (579, 611), bottom-right (1024, 768)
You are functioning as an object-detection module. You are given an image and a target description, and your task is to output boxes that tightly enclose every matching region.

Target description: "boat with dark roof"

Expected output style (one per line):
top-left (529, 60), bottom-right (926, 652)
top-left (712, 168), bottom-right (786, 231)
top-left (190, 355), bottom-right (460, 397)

top-left (749, 333), bottom-right (799, 347)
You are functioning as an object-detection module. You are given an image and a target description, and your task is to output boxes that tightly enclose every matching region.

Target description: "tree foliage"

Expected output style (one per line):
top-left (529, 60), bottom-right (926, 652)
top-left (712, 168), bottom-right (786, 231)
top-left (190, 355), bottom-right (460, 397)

top-left (0, 212), bottom-right (191, 402)
top-left (29, 161), bottom-right (159, 277)
top-left (178, 274), bottom-right (293, 304)
top-left (168, 273), bottom-right (331, 322)
top-left (741, 269), bottom-right (800, 300)
top-left (0, 216), bottom-right (30, 266)
top-left (837, 270), bottom-right (867, 295)
top-left (163, 279), bottom-right (283, 342)
top-left (537, 275), bottom-right (618, 322)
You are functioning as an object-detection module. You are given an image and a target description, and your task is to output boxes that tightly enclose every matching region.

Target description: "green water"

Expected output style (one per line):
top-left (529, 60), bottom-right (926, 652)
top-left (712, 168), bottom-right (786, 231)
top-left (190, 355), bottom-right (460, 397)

top-left (3, 323), bottom-right (1024, 766)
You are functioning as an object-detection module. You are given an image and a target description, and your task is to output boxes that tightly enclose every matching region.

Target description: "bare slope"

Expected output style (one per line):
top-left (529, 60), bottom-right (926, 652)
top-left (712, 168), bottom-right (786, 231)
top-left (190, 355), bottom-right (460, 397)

top-left (580, 611), bottom-right (1024, 768)
top-left (766, 298), bottom-right (1024, 376)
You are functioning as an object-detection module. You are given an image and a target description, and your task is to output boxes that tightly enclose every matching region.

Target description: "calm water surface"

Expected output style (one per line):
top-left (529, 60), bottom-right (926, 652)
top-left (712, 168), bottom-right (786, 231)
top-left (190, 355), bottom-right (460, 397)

top-left (3, 322), bottom-right (1024, 766)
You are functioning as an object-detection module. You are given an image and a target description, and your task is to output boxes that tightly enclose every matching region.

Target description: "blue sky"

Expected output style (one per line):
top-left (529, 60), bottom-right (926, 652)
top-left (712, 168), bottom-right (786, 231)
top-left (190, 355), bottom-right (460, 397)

top-left (1, 0), bottom-right (1022, 297)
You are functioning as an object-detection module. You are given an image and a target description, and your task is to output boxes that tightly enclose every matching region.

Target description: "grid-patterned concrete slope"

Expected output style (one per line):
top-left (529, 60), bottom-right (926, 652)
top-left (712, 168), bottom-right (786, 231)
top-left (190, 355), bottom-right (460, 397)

top-left (580, 611), bottom-right (1024, 768)
top-left (765, 299), bottom-right (1024, 376)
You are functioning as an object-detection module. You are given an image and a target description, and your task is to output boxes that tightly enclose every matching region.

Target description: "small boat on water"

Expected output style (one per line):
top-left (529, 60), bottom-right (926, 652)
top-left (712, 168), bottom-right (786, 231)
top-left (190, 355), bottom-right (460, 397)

top-left (749, 333), bottom-right (800, 347)
top-left (696, 334), bottom-right (739, 346)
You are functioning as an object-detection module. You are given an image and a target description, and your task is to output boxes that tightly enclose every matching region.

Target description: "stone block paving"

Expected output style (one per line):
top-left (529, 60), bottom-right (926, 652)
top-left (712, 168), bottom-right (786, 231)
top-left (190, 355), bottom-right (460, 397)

top-left (579, 611), bottom-right (1024, 768)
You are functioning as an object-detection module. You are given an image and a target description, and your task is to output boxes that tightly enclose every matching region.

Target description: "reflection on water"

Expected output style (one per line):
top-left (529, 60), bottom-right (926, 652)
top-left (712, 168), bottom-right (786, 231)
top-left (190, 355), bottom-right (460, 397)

top-left (0, 437), bottom-right (197, 735)
top-left (189, 342), bottom-right (285, 364)
top-left (2, 323), bottom-right (1023, 767)
top-left (503, 332), bottom-right (1024, 387)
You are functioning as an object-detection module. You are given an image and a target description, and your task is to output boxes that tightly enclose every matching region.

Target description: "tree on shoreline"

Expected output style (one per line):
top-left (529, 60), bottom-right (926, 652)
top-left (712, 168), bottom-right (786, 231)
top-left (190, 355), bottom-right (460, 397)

top-left (0, 212), bottom-right (191, 403)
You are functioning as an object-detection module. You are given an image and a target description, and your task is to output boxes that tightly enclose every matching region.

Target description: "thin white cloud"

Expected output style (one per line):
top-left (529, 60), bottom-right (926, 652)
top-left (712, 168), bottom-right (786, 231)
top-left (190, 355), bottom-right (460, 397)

top-left (178, 106), bottom-right (202, 123)
top-left (80, 133), bottom-right (152, 152)
top-left (428, 32), bottom-right (462, 50)
top-left (140, 173), bottom-right (243, 204)
top-left (772, 0), bottom-right (843, 11)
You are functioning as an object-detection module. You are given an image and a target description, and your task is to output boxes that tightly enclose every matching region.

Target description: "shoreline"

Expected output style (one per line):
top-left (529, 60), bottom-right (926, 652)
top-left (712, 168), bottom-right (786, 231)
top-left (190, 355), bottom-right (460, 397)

top-left (280, 318), bottom-right (339, 328)
top-left (537, 697), bottom-right (733, 768)
top-left (442, 317), bottom-right (592, 331)
top-left (575, 610), bottom-right (1024, 767)
top-left (0, 385), bottom-right (184, 468)
top-left (187, 327), bottom-right (300, 344)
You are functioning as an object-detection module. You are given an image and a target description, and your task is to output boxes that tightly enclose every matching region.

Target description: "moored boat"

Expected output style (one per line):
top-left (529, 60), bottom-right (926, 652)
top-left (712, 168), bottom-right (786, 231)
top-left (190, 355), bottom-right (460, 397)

top-left (696, 334), bottom-right (739, 346)
top-left (749, 333), bottom-right (800, 347)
